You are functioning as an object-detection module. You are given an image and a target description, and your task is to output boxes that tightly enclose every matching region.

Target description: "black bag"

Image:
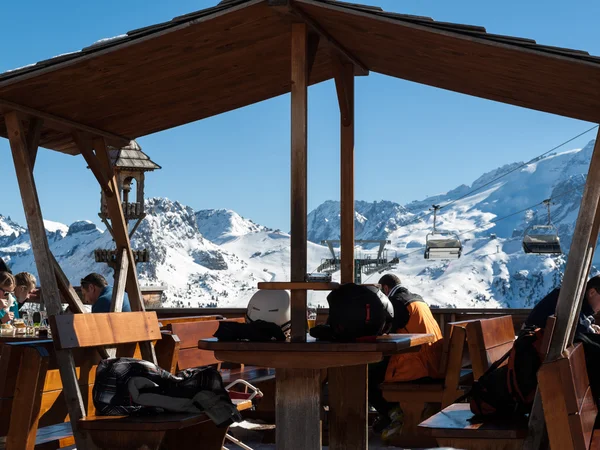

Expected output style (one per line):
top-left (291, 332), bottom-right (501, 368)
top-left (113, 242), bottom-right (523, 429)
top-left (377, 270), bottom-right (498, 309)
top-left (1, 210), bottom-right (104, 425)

top-left (463, 326), bottom-right (545, 417)
top-left (310, 283), bottom-right (393, 342)
top-left (93, 358), bottom-right (242, 427)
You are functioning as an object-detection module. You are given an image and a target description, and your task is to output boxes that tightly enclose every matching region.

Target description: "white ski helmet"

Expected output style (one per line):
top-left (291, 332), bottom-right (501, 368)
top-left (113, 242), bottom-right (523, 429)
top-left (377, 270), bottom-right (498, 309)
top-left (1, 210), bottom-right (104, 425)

top-left (246, 290), bottom-right (291, 334)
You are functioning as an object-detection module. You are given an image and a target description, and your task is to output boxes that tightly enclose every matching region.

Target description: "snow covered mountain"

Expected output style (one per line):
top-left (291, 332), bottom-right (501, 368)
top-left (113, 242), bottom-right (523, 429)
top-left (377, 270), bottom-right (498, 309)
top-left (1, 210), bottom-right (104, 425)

top-left (0, 139), bottom-right (596, 309)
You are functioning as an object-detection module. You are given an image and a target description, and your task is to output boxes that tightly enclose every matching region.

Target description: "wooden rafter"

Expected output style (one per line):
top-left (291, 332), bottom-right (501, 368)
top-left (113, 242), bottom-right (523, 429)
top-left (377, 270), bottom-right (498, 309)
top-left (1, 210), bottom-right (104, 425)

top-left (0, 98), bottom-right (131, 148)
top-left (73, 132), bottom-right (114, 197)
top-left (272, 0), bottom-right (369, 76)
top-left (5, 110), bottom-right (95, 448)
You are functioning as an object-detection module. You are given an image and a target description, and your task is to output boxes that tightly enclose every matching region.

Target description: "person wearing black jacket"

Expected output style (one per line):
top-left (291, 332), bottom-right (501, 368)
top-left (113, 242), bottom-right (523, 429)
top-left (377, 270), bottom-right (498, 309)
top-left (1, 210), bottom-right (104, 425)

top-left (525, 275), bottom-right (600, 333)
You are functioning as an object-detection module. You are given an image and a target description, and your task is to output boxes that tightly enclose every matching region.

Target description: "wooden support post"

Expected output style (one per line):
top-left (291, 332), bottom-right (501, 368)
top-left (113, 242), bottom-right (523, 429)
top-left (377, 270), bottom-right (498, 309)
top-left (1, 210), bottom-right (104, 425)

top-left (328, 365), bottom-right (367, 450)
top-left (276, 368), bottom-right (321, 450)
top-left (92, 137), bottom-right (156, 364)
top-left (111, 248), bottom-right (129, 312)
top-left (26, 117), bottom-right (43, 170)
top-left (334, 58), bottom-right (355, 284)
top-left (73, 132), bottom-right (114, 197)
top-left (5, 110), bottom-right (96, 449)
top-left (547, 132), bottom-right (600, 361)
top-left (290, 22), bottom-right (309, 342)
top-left (526, 131), bottom-right (600, 450)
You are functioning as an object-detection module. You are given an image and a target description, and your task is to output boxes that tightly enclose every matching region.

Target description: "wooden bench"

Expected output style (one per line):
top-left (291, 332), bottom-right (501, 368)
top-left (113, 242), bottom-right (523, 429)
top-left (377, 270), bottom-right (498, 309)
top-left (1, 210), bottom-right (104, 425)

top-left (49, 311), bottom-right (252, 450)
top-left (538, 342), bottom-right (600, 450)
top-left (466, 315), bottom-right (516, 379)
top-left (379, 320), bottom-right (473, 447)
top-left (0, 339), bottom-right (97, 450)
top-left (0, 332), bottom-right (181, 450)
top-left (419, 315), bottom-right (554, 450)
top-left (162, 317), bottom-right (245, 371)
top-left (158, 315), bottom-right (225, 327)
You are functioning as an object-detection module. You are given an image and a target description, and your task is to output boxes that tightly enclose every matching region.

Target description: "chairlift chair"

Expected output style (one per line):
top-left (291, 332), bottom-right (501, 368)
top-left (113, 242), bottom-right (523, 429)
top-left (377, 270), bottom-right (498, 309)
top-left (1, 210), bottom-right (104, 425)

top-left (522, 199), bottom-right (562, 254)
top-left (424, 205), bottom-right (462, 260)
top-left (425, 231), bottom-right (462, 259)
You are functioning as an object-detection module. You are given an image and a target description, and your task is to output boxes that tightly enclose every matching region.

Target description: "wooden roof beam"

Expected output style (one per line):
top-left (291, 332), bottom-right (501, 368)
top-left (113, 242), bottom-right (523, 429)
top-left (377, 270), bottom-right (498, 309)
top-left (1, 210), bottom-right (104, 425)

top-left (269, 0), bottom-right (369, 76)
top-left (73, 132), bottom-right (115, 198)
top-left (0, 98), bottom-right (131, 149)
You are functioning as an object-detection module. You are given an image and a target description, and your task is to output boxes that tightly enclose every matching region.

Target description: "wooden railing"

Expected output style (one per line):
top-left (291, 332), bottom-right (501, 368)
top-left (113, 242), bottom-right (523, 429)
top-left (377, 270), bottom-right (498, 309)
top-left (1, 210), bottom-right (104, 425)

top-left (149, 307), bottom-right (533, 336)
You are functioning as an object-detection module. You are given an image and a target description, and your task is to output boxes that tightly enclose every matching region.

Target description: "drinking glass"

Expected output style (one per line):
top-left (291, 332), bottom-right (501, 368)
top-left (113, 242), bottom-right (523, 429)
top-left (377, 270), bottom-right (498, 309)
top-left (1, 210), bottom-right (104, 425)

top-left (307, 307), bottom-right (317, 331)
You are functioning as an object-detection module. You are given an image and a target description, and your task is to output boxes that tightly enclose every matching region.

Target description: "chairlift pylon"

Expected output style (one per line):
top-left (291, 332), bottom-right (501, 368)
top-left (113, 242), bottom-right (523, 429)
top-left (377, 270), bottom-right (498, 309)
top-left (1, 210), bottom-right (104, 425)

top-left (424, 204), bottom-right (462, 260)
top-left (522, 199), bottom-right (562, 254)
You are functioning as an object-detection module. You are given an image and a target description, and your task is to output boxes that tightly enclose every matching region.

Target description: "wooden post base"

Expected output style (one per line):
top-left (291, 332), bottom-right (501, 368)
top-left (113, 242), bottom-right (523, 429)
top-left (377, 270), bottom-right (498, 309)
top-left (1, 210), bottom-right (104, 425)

top-left (276, 368), bottom-right (321, 450)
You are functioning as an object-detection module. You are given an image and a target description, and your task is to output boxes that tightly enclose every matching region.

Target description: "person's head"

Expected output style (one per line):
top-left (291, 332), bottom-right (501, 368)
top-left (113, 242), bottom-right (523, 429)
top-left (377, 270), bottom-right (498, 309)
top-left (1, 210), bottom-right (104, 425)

top-left (585, 276), bottom-right (600, 313)
top-left (14, 272), bottom-right (36, 303)
top-left (0, 271), bottom-right (16, 300)
top-left (80, 273), bottom-right (108, 304)
top-left (378, 274), bottom-right (401, 296)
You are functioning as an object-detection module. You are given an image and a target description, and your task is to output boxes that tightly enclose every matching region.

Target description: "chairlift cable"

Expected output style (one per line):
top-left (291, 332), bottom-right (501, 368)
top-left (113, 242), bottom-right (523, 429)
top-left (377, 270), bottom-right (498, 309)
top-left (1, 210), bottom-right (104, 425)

top-left (437, 125), bottom-right (598, 212)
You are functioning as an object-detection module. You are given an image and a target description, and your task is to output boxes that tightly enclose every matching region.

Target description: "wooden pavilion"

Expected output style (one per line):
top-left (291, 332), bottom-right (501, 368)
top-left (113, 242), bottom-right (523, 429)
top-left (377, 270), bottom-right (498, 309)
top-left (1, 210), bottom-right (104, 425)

top-left (1, 0), bottom-right (600, 449)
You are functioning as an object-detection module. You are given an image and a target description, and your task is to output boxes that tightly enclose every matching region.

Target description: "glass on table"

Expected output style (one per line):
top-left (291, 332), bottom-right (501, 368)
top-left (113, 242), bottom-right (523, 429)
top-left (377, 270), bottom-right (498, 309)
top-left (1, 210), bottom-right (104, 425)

top-left (307, 306), bottom-right (317, 331)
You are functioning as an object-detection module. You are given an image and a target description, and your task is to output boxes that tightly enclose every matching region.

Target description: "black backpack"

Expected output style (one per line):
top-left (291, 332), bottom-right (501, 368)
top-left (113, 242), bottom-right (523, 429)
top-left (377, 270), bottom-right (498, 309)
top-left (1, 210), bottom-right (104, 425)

top-left (310, 283), bottom-right (394, 342)
top-left (463, 326), bottom-right (545, 417)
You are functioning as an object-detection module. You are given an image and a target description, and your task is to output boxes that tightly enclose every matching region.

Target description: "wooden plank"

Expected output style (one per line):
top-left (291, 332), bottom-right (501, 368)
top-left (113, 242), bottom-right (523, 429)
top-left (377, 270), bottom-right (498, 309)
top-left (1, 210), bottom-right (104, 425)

top-left (167, 318), bottom-right (244, 349)
top-left (93, 137), bottom-right (156, 364)
top-left (26, 117), bottom-right (43, 170)
top-left (441, 325), bottom-right (468, 408)
top-left (290, 22), bottom-right (309, 343)
top-left (258, 281), bottom-right (339, 290)
top-left (6, 345), bottom-right (49, 450)
top-left (548, 132), bottom-right (600, 363)
top-left (0, 98), bottom-right (131, 147)
top-left (336, 59), bottom-right (354, 284)
top-left (154, 333), bottom-right (180, 374)
top-left (110, 249), bottom-right (129, 312)
top-left (51, 253), bottom-right (86, 314)
top-left (73, 132), bottom-right (114, 197)
top-left (276, 368), bottom-right (321, 450)
top-left (288, 1), bottom-right (369, 76)
top-left (328, 364), bottom-right (367, 450)
top-left (50, 312), bottom-right (161, 350)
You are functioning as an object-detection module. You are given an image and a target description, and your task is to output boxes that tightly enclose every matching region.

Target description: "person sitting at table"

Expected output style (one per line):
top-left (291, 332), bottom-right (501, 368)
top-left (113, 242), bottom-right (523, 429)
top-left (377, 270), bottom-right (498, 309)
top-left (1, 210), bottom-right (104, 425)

top-left (0, 271), bottom-right (17, 324)
top-left (14, 272), bottom-right (39, 312)
top-left (369, 274), bottom-right (444, 441)
top-left (80, 273), bottom-right (131, 313)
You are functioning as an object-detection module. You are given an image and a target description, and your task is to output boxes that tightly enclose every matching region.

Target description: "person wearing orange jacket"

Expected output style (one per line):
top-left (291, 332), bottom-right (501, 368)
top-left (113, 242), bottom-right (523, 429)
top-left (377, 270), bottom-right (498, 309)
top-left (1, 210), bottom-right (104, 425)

top-left (369, 274), bottom-right (443, 440)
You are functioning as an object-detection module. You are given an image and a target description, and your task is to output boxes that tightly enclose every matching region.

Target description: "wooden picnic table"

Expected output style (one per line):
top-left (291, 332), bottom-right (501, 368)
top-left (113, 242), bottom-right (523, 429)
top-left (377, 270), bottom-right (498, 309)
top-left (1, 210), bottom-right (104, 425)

top-left (199, 333), bottom-right (434, 450)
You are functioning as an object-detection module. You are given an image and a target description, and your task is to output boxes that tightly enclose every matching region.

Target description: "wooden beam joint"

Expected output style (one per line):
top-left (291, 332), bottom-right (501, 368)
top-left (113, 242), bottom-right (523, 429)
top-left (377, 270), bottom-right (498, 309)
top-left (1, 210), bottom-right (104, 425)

top-left (270, 0), bottom-right (369, 76)
top-left (332, 56), bottom-right (354, 127)
top-left (73, 132), bottom-right (115, 197)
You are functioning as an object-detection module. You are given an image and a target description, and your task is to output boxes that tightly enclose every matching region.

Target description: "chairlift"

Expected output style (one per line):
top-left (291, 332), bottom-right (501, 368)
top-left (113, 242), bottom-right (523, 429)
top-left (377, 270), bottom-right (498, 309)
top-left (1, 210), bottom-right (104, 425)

top-left (522, 199), bottom-right (562, 254)
top-left (424, 205), bottom-right (462, 260)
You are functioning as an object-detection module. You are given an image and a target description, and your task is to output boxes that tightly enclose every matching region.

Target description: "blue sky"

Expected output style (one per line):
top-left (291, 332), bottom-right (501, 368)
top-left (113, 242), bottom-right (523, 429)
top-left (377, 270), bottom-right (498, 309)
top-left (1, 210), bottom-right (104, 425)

top-left (0, 0), bottom-right (599, 232)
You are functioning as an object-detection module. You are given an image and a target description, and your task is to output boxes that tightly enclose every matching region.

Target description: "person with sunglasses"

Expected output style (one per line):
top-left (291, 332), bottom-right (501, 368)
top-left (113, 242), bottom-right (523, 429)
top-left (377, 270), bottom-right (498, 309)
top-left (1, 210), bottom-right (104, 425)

top-left (0, 271), bottom-right (17, 324)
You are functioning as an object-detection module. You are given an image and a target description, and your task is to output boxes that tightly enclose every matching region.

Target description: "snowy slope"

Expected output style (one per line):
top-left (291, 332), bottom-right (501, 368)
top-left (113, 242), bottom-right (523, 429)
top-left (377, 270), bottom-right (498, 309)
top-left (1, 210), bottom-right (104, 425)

top-left (0, 139), bottom-right (596, 309)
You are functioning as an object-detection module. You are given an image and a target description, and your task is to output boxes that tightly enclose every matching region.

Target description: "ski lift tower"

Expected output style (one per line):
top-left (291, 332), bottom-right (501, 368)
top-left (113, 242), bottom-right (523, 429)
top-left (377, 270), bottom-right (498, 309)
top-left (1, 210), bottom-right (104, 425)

top-left (92, 140), bottom-right (161, 274)
top-left (320, 239), bottom-right (392, 284)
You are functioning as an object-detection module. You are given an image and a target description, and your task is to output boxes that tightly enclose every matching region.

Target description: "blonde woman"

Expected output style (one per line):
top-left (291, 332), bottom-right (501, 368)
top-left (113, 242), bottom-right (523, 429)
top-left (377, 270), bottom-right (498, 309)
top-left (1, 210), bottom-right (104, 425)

top-left (0, 272), bottom-right (17, 324)
top-left (14, 272), bottom-right (38, 313)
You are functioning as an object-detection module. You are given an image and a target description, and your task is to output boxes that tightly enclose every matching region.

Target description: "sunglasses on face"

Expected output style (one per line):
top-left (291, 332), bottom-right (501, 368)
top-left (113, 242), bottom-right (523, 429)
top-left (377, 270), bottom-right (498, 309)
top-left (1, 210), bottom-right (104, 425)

top-left (0, 288), bottom-right (13, 297)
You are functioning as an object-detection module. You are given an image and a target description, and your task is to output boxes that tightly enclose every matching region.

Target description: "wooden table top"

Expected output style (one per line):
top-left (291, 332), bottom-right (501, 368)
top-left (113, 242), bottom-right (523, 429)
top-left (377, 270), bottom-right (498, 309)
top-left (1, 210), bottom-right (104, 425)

top-left (0, 333), bottom-right (50, 343)
top-left (199, 333), bottom-right (434, 354)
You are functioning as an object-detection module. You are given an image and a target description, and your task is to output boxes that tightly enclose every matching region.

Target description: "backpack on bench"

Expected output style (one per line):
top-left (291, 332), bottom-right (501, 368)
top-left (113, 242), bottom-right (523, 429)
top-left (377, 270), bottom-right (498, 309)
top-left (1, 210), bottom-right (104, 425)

top-left (463, 326), bottom-right (546, 417)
